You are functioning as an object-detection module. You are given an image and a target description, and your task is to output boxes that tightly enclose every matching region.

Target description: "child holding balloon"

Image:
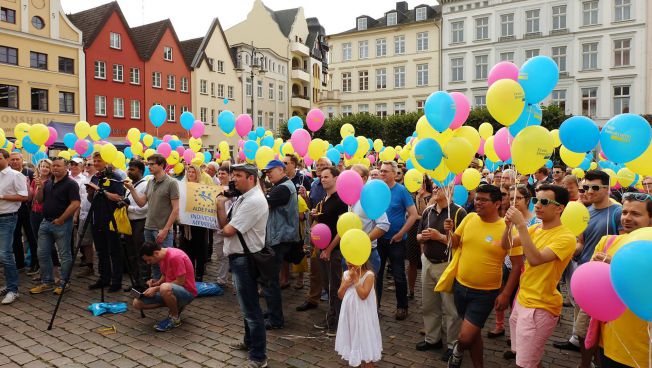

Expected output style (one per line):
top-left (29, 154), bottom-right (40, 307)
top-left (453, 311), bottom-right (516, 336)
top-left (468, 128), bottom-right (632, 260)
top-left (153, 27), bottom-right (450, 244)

top-left (335, 260), bottom-right (382, 367)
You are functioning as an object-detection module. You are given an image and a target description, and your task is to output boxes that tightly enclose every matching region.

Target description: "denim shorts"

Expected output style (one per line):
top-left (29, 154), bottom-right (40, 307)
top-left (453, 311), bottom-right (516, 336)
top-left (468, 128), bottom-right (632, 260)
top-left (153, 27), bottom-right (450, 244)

top-left (140, 283), bottom-right (195, 310)
top-left (452, 279), bottom-right (500, 328)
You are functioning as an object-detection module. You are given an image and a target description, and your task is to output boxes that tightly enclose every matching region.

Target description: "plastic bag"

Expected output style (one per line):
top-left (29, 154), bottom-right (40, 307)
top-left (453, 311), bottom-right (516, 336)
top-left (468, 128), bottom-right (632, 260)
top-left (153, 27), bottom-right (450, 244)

top-left (195, 282), bottom-right (224, 297)
top-left (87, 302), bottom-right (128, 316)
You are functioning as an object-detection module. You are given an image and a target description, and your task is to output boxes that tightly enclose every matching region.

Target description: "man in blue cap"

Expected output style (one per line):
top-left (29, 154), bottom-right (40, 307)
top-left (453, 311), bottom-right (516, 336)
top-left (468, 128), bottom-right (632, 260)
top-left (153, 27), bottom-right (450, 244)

top-left (261, 159), bottom-right (300, 330)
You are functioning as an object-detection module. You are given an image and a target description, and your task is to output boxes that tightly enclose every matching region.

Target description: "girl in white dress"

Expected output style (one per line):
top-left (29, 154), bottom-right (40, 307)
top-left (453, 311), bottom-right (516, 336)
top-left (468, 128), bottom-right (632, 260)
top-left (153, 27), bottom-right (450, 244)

top-left (335, 261), bottom-right (382, 367)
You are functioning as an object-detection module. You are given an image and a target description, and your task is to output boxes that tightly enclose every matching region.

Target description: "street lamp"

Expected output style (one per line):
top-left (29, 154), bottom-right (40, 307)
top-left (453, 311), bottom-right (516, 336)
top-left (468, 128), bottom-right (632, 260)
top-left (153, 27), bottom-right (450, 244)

top-left (235, 41), bottom-right (267, 118)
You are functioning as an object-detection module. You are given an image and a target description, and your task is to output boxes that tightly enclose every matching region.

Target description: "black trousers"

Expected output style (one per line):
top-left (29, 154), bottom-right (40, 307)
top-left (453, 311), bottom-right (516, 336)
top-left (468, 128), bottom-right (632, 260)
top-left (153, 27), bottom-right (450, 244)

top-left (92, 227), bottom-right (123, 287)
top-left (12, 205), bottom-right (35, 269)
top-left (180, 226), bottom-right (207, 281)
top-left (124, 219), bottom-right (147, 288)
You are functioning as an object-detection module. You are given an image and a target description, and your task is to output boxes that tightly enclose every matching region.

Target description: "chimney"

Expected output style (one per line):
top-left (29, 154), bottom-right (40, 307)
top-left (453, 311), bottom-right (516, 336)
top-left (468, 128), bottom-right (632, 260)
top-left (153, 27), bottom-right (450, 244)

top-left (396, 1), bottom-right (408, 13)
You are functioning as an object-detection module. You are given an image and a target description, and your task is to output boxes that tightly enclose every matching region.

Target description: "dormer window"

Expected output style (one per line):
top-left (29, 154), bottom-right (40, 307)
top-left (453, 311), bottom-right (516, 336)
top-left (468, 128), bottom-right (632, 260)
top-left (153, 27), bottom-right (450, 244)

top-left (416, 6), bottom-right (427, 21)
top-left (387, 12), bottom-right (397, 26)
top-left (357, 17), bottom-right (367, 31)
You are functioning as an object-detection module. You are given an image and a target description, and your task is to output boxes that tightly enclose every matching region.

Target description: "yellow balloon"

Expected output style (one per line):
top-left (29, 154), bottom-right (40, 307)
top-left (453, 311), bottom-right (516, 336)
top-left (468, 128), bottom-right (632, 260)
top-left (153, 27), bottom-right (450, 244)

top-left (602, 168), bottom-right (617, 187)
top-left (484, 136), bottom-right (500, 163)
top-left (617, 167), bottom-right (636, 187)
top-left (281, 142), bottom-right (294, 156)
top-left (373, 139), bottom-right (383, 152)
top-left (173, 163), bottom-right (185, 174)
top-left (340, 229), bottom-right (371, 266)
top-left (189, 137), bottom-right (202, 152)
top-left (360, 157), bottom-right (371, 168)
top-left (560, 146), bottom-right (585, 168)
top-left (340, 123), bottom-right (355, 138)
top-left (589, 162), bottom-right (598, 171)
top-left (308, 139), bottom-right (327, 160)
top-left (131, 142), bottom-right (143, 155)
top-left (511, 126), bottom-right (554, 175)
top-left (58, 151), bottom-right (71, 160)
top-left (550, 129), bottom-right (561, 148)
top-left (127, 128), bottom-right (140, 144)
top-left (404, 169), bottom-right (423, 192)
top-left (453, 126), bottom-right (481, 153)
top-left (89, 125), bottom-right (101, 141)
top-left (166, 151), bottom-right (180, 165)
top-left (224, 129), bottom-right (236, 137)
top-left (561, 201), bottom-right (590, 236)
top-left (219, 141), bottom-right (229, 152)
top-left (462, 168), bottom-right (482, 191)
top-left (191, 152), bottom-right (204, 166)
top-left (572, 168), bottom-right (585, 179)
top-left (444, 137), bottom-right (474, 174)
top-left (29, 123), bottom-right (50, 146)
top-left (624, 226), bottom-right (652, 243)
top-left (112, 152), bottom-right (126, 170)
top-left (143, 148), bottom-right (155, 159)
top-left (0, 128), bottom-right (5, 147)
top-left (431, 163), bottom-right (450, 182)
top-left (273, 138), bottom-right (283, 153)
top-left (486, 79), bottom-right (525, 126)
top-left (337, 212), bottom-right (363, 238)
top-left (74, 121), bottom-right (90, 139)
top-left (14, 123), bottom-right (30, 140)
top-left (379, 146), bottom-right (396, 162)
top-left (398, 147), bottom-right (411, 162)
top-left (625, 143), bottom-right (652, 176)
top-left (478, 122), bottom-right (493, 139)
top-left (143, 134), bottom-right (154, 147)
top-left (255, 146), bottom-right (275, 169)
top-left (416, 115), bottom-right (438, 139)
top-left (100, 143), bottom-right (117, 163)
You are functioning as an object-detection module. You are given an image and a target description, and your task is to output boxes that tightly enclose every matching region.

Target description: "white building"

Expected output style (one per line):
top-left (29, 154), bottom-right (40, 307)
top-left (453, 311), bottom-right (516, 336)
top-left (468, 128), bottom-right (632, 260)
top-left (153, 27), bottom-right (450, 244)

top-left (440, 0), bottom-right (649, 125)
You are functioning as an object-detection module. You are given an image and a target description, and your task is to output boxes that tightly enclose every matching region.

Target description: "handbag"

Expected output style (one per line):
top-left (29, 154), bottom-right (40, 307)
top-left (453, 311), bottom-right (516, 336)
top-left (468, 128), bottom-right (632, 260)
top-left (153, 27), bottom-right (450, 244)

top-left (434, 247), bottom-right (460, 293)
top-left (584, 235), bottom-right (618, 349)
top-left (284, 241), bottom-right (305, 265)
top-left (236, 231), bottom-right (278, 287)
top-left (109, 207), bottom-right (132, 235)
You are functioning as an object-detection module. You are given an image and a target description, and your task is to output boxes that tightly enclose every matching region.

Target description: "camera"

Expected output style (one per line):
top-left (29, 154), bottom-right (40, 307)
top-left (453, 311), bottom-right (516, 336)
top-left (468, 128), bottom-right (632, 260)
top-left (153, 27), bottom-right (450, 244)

top-left (223, 180), bottom-right (242, 198)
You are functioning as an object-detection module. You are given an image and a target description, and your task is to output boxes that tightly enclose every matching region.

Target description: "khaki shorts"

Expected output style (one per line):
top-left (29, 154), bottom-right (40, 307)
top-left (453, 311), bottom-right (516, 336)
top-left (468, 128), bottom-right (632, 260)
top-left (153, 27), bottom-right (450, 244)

top-left (575, 308), bottom-right (591, 339)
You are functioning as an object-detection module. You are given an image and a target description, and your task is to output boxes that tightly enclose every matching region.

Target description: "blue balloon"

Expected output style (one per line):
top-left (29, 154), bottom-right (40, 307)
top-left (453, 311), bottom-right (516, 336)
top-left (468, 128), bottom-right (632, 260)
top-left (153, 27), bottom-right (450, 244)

top-left (218, 111), bottom-right (235, 133)
top-left (528, 176), bottom-right (535, 185)
top-left (81, 139), bottom-right (93, 158)
top-left (243, 140), bottom-right (259, 160)
top-left (545, 160), bottom-right (553, 169)
top-left (223, 98), bottom-right (229, 105)
top-left (405, 159), bottom-right (414, 170)
top-left (342, 135), bottom-right (358, 156)
top-left (366, 138), bottom-right (373, 153)
top-left (600, 114), bottom-right (652, 163)
top-left (97, 122), bottom-right (111, 140)
top-left (424, 91), bottom-right (455, 132)
top-left (326, 148), bottom-right (340, 165)
top-left (149, 105), bottom-right (167, 128)
top-left (169, 140), bottom-right (181, 149)
top-left (22, 136), bottom-right (39, 154)
top-left (559, 116), bottom-right (599, 153)
top-left (452, 185), bottom-right (469, 206)
top-left (144, 167), bottom-right (150, 176)
top-left (335, 144), bottom-right (344, 154)
top-left (360, 179), bottom-right (391, 220)
top-left (140, 132), bottom-right (146, 141)
top-left (261, 136), bottom-right (274, 148)
top-left (413, 138), bottom-right (443, 170)
top-left (485, 159), bottom-right (498, 172)
top-left (287, 116), bottom-right (303, 134)
top-left (124, 147), bottom-right (133, 159)
top-left (255, 127), bottom-right (265, 138)
top-left (578, 157), bottom-right (591, 171)
top-left (63, 133), bottom-right (77, 149)
top-left (611, 240), bottom-right (652, 321)
top-left (180, 111), bottom-right (195, 130)
top-left (247, 131), bottom-right (257, 141)
top-left (405, 136), bottom-right (412, 144)
top-left (518, 56), bottom-right (559, 104)
top-left (509, 104), bottom-right (542, 137)
top-left (203, 151), bottom-right (212, 164)
top-left (31, 151), bottom-right (47, 165)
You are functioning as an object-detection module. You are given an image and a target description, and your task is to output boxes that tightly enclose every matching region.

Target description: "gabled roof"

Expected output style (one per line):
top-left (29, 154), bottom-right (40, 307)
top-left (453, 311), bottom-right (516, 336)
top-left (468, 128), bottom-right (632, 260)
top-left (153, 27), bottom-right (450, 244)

top-left (180, 37), bottom-right (203, 69)
top-left (68, 1), bottom-right (132, 47)
top-left (180, 18), bottom-right (237, 70)
top-left (130, 19), bottom-right (171, 61)
top-left (263, 5), bottom-right (299, 38)
top-left (329, 3), bottom-right (442, 37)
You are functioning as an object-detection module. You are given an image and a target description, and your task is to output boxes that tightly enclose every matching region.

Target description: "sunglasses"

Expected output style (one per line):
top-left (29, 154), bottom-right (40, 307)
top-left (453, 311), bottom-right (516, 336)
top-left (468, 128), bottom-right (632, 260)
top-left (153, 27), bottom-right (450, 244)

top-left (531, 197), bottom-right (562, 206)
top-left (553, 171), bottom-right (563, 174)
top-left (582, 184), bottom-right (609, 192)
top-left (622, 192), bottom-right (652, 202)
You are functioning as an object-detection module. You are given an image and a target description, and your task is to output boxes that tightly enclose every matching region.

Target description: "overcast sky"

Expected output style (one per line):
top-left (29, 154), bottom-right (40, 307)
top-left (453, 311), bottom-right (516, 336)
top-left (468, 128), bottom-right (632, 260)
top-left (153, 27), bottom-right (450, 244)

top-left (61, 0), bottom-right (436, 41)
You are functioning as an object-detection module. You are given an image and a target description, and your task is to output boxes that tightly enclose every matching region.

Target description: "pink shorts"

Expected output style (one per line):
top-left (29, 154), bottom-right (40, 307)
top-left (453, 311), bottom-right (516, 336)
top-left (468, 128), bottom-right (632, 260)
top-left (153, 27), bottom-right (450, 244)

top-left (510, 301), bottom-right (559, 368)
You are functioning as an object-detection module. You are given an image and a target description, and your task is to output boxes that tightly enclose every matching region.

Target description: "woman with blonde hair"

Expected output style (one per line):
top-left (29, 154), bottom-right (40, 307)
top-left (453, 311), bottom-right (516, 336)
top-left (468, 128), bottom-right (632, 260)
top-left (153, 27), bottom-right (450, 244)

top-left (179, 164), bottom-right (209, 281)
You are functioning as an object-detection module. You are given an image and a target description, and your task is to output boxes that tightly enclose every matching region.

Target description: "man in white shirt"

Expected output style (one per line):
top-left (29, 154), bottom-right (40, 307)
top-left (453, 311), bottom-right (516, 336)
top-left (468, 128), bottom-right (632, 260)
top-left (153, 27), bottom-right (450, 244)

top-left (0, 148), bottom-right (29, 304)
top-left (122, 160), bottom-right (149, 290)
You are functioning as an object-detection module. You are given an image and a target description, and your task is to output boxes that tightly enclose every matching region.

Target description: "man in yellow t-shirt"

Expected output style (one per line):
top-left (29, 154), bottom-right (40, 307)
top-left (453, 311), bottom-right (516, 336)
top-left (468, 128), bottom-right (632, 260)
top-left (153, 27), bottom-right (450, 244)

top-left (504, 184), bottom-right (576, 368)
top-left (448, 185), bottom-right (523, 368)
top-left (592, 192), bottom-right (651, 368)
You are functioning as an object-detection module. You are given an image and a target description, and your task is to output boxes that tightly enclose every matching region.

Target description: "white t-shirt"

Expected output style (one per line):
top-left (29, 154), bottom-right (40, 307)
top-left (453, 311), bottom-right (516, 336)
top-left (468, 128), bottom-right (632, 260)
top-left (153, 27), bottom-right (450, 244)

top-left (0, 167), bottom-right (28, 214)
top-left (223, 187), bottom-right (269, 256)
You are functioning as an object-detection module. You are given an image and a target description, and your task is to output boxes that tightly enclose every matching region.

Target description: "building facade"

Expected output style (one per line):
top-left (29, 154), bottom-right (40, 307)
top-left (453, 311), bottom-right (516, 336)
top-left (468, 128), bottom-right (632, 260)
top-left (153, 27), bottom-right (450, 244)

top-left (320, 2), bottom-right (442, 118)
top-left (440, 0), bottom-right (649, 125)
top-left (0, 0), bottom-right (84, 135)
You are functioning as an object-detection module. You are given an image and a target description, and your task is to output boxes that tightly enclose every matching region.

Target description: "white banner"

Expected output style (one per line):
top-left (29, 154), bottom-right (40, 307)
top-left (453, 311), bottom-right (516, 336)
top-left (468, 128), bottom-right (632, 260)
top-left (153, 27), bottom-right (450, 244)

top-left (178, 182), bottom-right (222, 230)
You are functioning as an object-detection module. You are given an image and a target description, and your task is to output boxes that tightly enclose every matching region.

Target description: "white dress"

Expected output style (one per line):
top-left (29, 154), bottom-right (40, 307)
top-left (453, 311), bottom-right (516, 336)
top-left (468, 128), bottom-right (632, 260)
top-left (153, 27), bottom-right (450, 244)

top-left (335, 270), bottom-right (383, 366)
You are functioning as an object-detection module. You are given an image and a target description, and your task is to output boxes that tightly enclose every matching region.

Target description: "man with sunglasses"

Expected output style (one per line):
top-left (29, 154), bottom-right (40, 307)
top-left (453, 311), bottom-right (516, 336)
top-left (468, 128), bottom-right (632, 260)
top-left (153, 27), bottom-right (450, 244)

top-left (552, 165), bottom-right (565, 186)
top-left (503, 184), bottom-right (576, 368)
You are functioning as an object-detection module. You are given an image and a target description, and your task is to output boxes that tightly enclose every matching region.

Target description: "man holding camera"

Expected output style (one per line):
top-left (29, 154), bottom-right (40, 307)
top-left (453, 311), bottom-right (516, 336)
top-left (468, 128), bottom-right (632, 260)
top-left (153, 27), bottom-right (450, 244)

top-left (216, 164), bottom-right (270, 368)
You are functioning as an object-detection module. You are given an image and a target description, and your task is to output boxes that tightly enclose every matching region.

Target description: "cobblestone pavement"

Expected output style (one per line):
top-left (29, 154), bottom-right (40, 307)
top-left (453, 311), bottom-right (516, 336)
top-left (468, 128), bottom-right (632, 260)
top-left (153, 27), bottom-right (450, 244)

top-left (0, 255), bottom-right (581, 368)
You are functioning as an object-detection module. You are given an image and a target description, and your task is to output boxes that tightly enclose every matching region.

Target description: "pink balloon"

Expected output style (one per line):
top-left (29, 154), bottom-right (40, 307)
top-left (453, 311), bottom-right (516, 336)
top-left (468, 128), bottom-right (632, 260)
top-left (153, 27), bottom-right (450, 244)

top-left (163, 134), bottom-right (173, 142)
top-left (304, 156), bottom-right (313, 167)
top-left (493, 127), bottom-right (513, 162)
top-left (449, 92), bottom-right (470, 130)
top-left (238, 139), bottom-right (245, 148)
top-left (336, 170), bottom-right (364, 205)
top-left (478, 138), bottom-right (486, 155)
top-left (488, 61), bottom-right (519, 86)
top-left (454, 173), bottom-right (463, 185)
top-left (183, 149), bottom-right (195, 163)
top-left (571, 262), bottom-right (626, 322)
top-left (367, 154), bottom-right (376, 165)
top-left (45, 127), bottom-right (58, 146)
top-left (238, 149), bottom-right (246, 161)
top-left (190, 121), bottom-right (205, 138)
top-left (306, 109), bottom-right (325, 132)
top-left (291, 128), bottom-right (311, 157)
top-left (311, 223), bottom-right (332, 250)
top-left (175, 146), bottom-right (185, 155)
top-left (157, 142), bottom-right (172, 158)
top-left (73, 139), bottom-right (88, 154)
top-left (236, 114), bottom-right (253, 137)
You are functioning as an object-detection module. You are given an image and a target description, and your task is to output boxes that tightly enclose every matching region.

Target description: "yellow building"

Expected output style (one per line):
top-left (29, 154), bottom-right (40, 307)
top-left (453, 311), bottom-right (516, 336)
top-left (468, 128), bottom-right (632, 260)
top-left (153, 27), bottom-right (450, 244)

top-left (0, 0), bottom-right (84, 136)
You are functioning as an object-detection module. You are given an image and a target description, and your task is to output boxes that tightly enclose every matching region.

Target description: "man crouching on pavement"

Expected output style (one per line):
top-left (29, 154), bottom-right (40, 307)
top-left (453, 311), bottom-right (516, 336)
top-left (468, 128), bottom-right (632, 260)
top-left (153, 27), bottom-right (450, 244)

top-left (133, 241), bottom-right (197, 332)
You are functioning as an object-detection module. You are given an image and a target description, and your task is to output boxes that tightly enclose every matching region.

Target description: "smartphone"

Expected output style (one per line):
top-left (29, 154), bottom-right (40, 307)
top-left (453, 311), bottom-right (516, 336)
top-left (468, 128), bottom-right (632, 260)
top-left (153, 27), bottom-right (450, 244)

top-left (129, 288), bottom-right (143, 299)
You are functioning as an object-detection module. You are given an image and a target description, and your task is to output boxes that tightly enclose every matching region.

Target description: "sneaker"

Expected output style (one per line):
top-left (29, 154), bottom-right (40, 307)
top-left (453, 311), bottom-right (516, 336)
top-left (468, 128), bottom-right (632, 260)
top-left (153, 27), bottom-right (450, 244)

top-left (29, 284), bottom-right (54, 294)
top-left (313, 320), bottom-right (331, 330)
top-left (320, 290), bottom-right (329, 302)
top-left (448, 342), bottom-right (463, 368)
top-left (1, 291), bottom-right (19, 305)
top-left (395, 308), bottom-right (408, 321)
top-left (26, 266), bottom-right (40, 276)
top-left (325, 328), bottom-right (337, 337)
top-left (0, 287), bottom-right (8, 297)
top-left (154, 316), bottom-right (181, 332)
top-left (442, 348), bottom-right (453, 362)
top-left (264, 319), bottom-right (283, 330)
top-left (242, 358), bottom-right (268, 368)
top-left (229, 341), bottom-right (250, 351)
top-left (53, 284), bottom-right (67, 295)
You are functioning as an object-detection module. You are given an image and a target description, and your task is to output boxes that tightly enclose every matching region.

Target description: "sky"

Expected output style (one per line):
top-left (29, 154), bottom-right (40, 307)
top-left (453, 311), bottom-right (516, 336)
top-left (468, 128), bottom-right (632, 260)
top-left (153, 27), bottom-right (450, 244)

top-left (61, 0), bottom-right (436, 41)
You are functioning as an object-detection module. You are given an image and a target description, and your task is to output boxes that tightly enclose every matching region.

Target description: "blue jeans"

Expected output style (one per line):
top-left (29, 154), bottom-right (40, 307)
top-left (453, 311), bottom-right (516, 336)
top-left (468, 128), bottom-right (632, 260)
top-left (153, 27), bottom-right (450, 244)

top-left (0, 214), bottom-right (19, 292)
top-left (262, 242), bottom-right (290, 327)
top-left (144, 229), bottom-right (174, 280)
top-left (230, 255), bottom-right (267, 362)
top-left (376, 238), bottom-right (408, 309)
top-left (341, 247), bottom-right (381, 275)
top-left (38, 219), bottom-right (73, 286)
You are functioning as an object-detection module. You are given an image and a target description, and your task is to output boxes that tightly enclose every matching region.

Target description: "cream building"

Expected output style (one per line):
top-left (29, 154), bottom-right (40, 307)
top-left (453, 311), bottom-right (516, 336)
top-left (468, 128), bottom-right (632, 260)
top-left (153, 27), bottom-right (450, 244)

top-left (320, 2), bottom-right (442, 118)
top-left (0, 0), bottom-right (84, 135)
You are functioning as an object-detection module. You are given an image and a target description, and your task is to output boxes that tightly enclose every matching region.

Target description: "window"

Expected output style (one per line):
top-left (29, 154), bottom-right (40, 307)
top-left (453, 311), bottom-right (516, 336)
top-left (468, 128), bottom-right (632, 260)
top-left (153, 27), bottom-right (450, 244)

top-left (31, 16), bottom-right (44, 29)
top-left (217, 84), bottom-right (225, 98)
top-left (417, 100), bottom-right (425, 113)
top-left (342, 43), bottom-right (352, 61)
top-left (416, 6), bottom-right (427, 21)
top-left (113, 64), bottom-right (123, 82)
top-left (394, 102), bottom-right (406, 115)
top-left (228, 86), bottom-right (234, 99)
top-left (475, 17), bottom-right (488, 40)
top-left (526, 9), bottom-right (540, 34)
top-left (0, 84), bottom-right (18, 109)
top-left (359, 41), bottom-right (368, 59)
top-left (342, 105), bottom-right (353, 116)
top-left (525, 49), bottom-right (539, 60)
top-left (614, 0), bottom-right (631, 21)
top-left (30, 52), bottom-right (47, 70)
top-left (31, 88), bottom-right (47, 111)
top-left (200, 107), bottom-right (207, 122)
top-left (376, 68), bottom-right (387, 90)
top-left (451, 57), bottom-right (464, 82)
top-left (210, 82), bottom-right (215, 97)
top-left (499, 52), bottom-right (514, 62)
top-left (451, 21), bottom-right (464, 43)
top-left (268, 83), bottom-right (274, 100)
top-left (500, 14), bottom-right (514, 37)
top-left (387, 12), bottom-right (397, 26)
top-left (268, 113), bottom-right (274, 131)
top-left (582, 42), bottom-right (599, 70)
top-left (278, 85), bottom-right (284, 101)
top-left (130, 67), bottom-right (140, 84)
top-left (581, 87), bottom-right (598, 117)
top-left (130, 100), bottom-right (140, 119)
top-left (613, 85), bottom-right (630, 114)
top-left (552, 46), bottom-right (567, 72)
top-left (113, 98), bottom-right (124, 117)
top-left (200, 79), bottom-right (207, 94)
top-left (217, 60), bottom-right (224, 72)
top-left (394, 35), bottom-right (405, 54)
top-left (95, 96), bottom-right (106, 116)
top-left (1, 7), bottom-right (16, 24)
top-left (358, 71), bottom-right (369, 91)
top-left (474, 95), bottom-right (486, 106)
top-left (181, 77), bottom-right (188, 92)
top-left (58, 57), bottom-right (74, 74)
top-left (358, 104), bottom-right (369, 114)
top-left (376, 38), bottom-right (386, 57)
top-left (552, 5), bottom-right (567, 30)
top-left (475, 55), bottom-right (488, 80)
top-left (582, 1), bottom-right (599, 26)
top-left (152, 72), bottom-right (161, 88)
top-left (614, 39), bottom-right (631, 66)
top-left (211, 109), bottom-right (215, 125)
top-left (59, 92), bottom-right (74, 113)
top-left (163, 46), bottom-right (173, 61)
top-left (375, 103), bottom-right (387, 118)
top-left (279, 113), bottom-right (285, 128)
top-left (257, 80), bottom-right (263, 98)
top-left (110, 32), bottom-right (121, 49)
top-left (168, 105), bottom-right (176, 122)
top-left (417, 32), bottom-right (429, 51)
top-left (394, 66), bottom-right (405, 88)
top-left (551, 90), bottom-right (566, 111)
top-left (357, 17), bottom-right (367, 31)
top-left (0, 46), bottom-right (18, 65)
top-left (342, 72), bottom-right (352, 92)
top-left (245, 77), bottom-right (252, 96)
top-left (417, 64), bottom-right (428, 86)
top-left (257, 110), bottom-right (263, 127)
top-left (182, 106), bottom-right (189, 113)
top-left (167, 75), bottom-right (175, 90)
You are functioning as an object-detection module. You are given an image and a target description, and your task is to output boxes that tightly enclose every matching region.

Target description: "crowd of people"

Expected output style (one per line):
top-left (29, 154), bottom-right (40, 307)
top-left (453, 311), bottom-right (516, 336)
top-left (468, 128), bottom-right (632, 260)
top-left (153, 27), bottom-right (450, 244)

top-left (1, 146), bottom-right (651, 368)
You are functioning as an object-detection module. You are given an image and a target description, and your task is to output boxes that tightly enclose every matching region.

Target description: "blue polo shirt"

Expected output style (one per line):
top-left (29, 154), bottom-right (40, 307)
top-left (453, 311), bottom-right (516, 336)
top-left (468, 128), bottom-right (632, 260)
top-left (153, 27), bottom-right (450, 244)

top-left (382, 183), bottom-right (415, 240)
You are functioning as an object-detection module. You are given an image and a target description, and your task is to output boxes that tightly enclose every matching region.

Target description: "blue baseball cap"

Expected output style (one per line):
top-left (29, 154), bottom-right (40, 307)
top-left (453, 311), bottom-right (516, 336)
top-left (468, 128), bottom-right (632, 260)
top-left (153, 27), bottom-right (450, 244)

top-left (262, 159), bottom-right (285, 172)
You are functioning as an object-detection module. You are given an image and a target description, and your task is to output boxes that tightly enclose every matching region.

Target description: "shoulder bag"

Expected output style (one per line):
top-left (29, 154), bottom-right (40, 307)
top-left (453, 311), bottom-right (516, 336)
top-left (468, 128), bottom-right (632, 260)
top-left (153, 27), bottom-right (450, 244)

top-left (236, 231), bottom-right (278, 287)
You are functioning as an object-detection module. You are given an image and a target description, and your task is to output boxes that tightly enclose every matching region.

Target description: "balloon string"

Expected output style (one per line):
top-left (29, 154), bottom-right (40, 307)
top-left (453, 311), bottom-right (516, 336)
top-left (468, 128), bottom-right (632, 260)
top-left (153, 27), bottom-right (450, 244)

top-left (607, 322), bottom-right (642, 368)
